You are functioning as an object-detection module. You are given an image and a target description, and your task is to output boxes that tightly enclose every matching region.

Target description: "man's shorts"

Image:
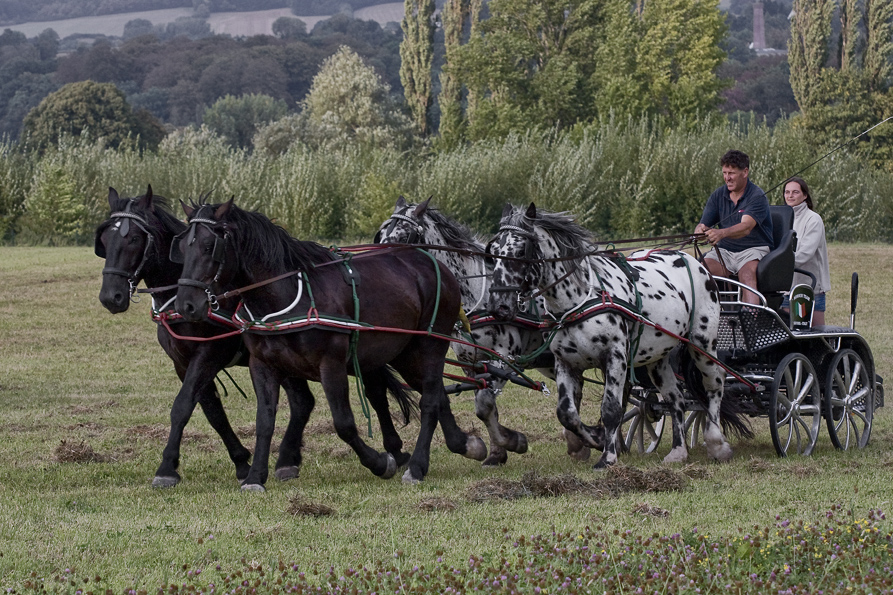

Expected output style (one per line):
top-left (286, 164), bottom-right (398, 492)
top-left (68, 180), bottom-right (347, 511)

top-left (703, 246), bottom-right (770, 275)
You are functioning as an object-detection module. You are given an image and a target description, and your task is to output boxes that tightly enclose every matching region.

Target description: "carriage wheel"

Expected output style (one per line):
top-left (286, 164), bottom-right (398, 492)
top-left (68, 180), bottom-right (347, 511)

top-left (622, 394), bottom-right (664, 454)
top-left (769, 353), bottom-right (822, 457)
top-left (824, 349), bottom-right (873, 450)
top-left (685, 411), bottom-right (706, 449)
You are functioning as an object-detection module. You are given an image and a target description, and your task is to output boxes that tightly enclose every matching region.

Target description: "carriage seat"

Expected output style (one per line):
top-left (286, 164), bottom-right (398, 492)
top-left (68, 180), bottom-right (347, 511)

top-left (755, 205), bottom-right (796, 311)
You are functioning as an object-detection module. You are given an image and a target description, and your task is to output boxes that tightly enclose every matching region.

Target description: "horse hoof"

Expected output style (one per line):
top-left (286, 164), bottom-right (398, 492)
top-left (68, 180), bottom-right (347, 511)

top-left (380, 454), bottom-right (397, 480)
top-left (592, 453), bottom-right (615, 470)
top-left (481, 454), bottom-right (508, 468)
top-left (274, 466), bottom-right (300, 481)
top-left (512, 433), bottom-right (529, 454)
top-left (394, 452), bottom-right (411, 468)
top-left (401, 469), bottom-right (422, 484)
top-left (709, 442), bottom-right (733, 463)
top-left (152, 476), bottom-right (180, 488)
top-left (240, 483), bottom-right (266, 492)
top-left (569, 446), bottom-right (591, 462)
top-left (464, 436), bottom-right (487, 461)
top-left (663, 446), bottom-right (688, 464)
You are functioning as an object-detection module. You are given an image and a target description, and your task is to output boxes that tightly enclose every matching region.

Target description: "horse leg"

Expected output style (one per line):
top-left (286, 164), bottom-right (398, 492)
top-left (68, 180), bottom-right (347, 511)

top-left (241, 359), bottom-right (282, 491)
top-left (474, 380), bottom-right (528, 468)
top-left (689, 344), bottom-right (732, 462)
top-left (591, 349), bottom-right (628, 469)
top-left (552, 357), bottom-right (603, 461)
top-left (363, 368), bottom-right (411, 467)
top-left (319, 362), bottom-right (397, 479)
top-left (274, 377), bottom-right (315, 482)
top-left (196, 383), bottom-right (252, 481)
top-left (648, 360), bottom-right (689, 464)
top-left (153, 361), bottom-right (216, 488)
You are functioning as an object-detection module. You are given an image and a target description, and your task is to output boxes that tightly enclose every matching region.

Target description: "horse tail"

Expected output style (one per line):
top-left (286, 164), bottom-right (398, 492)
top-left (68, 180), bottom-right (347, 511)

top-left (679, 348), bottom-right (755, 440)
top-left (383, 366), bottom-right (420, 425)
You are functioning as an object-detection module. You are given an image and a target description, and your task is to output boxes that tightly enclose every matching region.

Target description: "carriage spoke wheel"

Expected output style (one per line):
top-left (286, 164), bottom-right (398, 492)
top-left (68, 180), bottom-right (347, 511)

top-left (769, 353), bottom-right (822, 457)
top-left (685, 411), bottom-right (707, 449)
top-left (622, 394), bottom-right (664, 454)
top-left (824, 349), bottom-right (873, 450)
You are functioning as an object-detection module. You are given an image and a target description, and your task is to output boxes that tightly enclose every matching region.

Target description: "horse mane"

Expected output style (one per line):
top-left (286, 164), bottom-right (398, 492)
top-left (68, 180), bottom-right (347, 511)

top-left (192, 198), bottom-right (334, 275)
top-left (503, 205), bottom-right (595, 260)
top-left (421, 207), bottom-right (485, 251)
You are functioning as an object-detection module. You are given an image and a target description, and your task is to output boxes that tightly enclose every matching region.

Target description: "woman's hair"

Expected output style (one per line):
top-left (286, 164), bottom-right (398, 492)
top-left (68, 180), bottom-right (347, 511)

top-left (785, 176), bottom-right (814, 210)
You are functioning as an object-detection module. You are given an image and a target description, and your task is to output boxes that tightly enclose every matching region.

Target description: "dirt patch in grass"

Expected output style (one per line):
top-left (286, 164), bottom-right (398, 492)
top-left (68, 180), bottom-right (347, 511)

top-left (304, 420), bottom-right (335, 436)
top-left (465, 466), bottom-right (689, 503)
top-left (418, 497), bottom-right (459, 512)
top-left (54, 440), bottom-right (107, 463)
top-left (744, 457), bottom-right (774, 473)
top-left (679, 463), bottom-right (713, 479)
top-left (68, 400), bottom-right (117, 415)
top-left (126, 424), bottom-right (209, 443)
top-left (632, 502), bottom-right (670, 517)
top-left (237, 424), bottom-right (256, 439)
top-left (286, 494), bottom-right (335, 517)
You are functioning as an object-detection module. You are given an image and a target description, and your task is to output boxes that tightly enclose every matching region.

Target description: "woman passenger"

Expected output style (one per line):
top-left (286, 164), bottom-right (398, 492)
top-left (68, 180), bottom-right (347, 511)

top-left (783, 177), bottom-right (830, 326)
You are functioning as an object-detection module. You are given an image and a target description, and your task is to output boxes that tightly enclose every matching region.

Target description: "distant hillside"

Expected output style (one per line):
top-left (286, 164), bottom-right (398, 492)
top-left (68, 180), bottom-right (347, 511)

top-left (0, 1), bottom-right (399, 27)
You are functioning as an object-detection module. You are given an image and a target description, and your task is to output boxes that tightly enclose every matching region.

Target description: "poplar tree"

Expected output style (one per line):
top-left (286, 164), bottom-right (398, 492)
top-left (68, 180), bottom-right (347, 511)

top-left (787, 0), bottom-right (834, 110)
top-left (438, 0), bottom-right (468, 146)
top-left (400, 0), bottom-right (435, 135)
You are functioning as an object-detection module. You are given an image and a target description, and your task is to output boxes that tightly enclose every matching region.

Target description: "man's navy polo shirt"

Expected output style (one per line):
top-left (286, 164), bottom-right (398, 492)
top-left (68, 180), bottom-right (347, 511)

top-left (699, 179), bottom-right (774, 252)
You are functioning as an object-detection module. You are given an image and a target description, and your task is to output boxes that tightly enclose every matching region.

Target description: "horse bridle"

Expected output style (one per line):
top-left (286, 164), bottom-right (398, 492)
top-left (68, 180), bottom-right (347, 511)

top-left (486, 225), bottom-right (542, 313)
top-left (374, 212), bottom-right (424, 244)
top-left (97, 202), bottom-right (154, 301)
top-left (170, 216), bottom-right (229, 311)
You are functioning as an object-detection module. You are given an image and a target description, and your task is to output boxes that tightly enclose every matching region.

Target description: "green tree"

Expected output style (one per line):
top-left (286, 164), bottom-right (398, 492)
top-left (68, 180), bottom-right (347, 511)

top-left (272, 16), bottom-right (308, 39)
top-left (202, 93), bottom-right (289, 149)
top-left (299, 46), bottom-right (413, 150)
top-left (789, 0), bottom-right (893, 165)
top-left (22, 81), bottom-right (163, 152)
top-left (438, 0), bottom-right (468, 146)
top-left (19, 161), bottom-right (85, 245)
top-left (592, 0), bottom-right (728, 123)
top-left (400, 0), bottom-right (435, 135)
top-left (454, 0), bottom-right (604, 140)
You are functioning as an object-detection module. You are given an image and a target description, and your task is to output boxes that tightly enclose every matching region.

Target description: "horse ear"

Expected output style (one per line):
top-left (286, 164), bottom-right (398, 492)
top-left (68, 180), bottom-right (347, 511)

top-left (215, 197), bottom-right (234, 220)
top-left (500, 203), bottom-right (513, 220)
top-left (413, 196), bottom-right (432, 217)
top-left (108, 187), bottom-right (119, 211)
top-left (525, 203), bottom-right (537, 220)
top-left (181, 199), bottom-right (194, 219)
top-left (396, 195), bottom-right (406, 209)
top-left (137, 184), bottom-right (154, 211)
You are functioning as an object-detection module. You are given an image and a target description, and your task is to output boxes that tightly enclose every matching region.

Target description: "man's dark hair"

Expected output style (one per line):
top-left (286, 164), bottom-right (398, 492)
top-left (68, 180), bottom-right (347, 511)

top-left (720, 150), bottom-right (749, 170)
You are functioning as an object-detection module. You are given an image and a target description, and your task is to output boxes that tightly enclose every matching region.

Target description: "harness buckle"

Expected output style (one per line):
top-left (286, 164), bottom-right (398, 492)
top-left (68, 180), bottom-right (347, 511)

top-left (128, 278), bottom-right (141, 303)
top-left (206, 288), bottom-right (220, 311)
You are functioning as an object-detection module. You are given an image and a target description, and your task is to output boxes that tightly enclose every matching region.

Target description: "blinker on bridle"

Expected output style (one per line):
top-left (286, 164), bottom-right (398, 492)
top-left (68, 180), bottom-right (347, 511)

top-left (487, 225), bottom-right (540, 313)
top-left (172, 215), bottom-right (229, 311)
top-left (375, 212), bottom-right (424, 244)
top-left (99, 200), bottom-right (154, 302)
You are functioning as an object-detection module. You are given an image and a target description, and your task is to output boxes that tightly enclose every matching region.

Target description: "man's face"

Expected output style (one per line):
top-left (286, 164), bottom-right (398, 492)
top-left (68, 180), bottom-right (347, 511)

top-left (722, 165), bottom-right (748, 194)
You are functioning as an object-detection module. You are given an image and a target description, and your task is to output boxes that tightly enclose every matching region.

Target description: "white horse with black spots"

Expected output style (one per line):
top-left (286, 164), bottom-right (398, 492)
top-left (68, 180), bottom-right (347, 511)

top-left (486, 203), bottom-right (741, 468)
top-left (376, 197), bottom-right (595, 466)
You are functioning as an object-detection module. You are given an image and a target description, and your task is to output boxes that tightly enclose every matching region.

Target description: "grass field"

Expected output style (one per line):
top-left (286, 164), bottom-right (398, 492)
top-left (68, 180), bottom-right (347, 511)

top-left (1, 244), bottom-right (892, 591)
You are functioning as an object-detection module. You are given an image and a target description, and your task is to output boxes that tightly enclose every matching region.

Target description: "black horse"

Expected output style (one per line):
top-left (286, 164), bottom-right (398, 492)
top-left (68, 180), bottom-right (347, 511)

top-left (174, 198), bottom-right (486, 487)
top-left (96, 187), bottom-right (417, 488)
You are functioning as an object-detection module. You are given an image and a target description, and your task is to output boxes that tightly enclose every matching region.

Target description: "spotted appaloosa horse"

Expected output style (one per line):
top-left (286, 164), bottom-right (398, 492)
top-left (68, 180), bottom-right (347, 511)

top-left (376, 197), bottom-right (600, 465)
top-left (487, 203), bottom-right (738, 468)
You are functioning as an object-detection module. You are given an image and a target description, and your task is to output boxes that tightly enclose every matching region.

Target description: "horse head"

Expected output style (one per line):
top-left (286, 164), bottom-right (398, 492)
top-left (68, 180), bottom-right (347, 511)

top-left (96, 185), bottom-right (162, 313)
top-left (374, 195), bottom-right (431, 244)
top-left (173, 197), bottom-right (236, 322)
top-left (486, 203), bottom-right (543, 322)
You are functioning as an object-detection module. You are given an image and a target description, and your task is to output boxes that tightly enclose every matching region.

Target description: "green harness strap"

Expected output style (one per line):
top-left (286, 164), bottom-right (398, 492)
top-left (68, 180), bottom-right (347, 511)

top-left (414, 248), bottom-right (443, 334)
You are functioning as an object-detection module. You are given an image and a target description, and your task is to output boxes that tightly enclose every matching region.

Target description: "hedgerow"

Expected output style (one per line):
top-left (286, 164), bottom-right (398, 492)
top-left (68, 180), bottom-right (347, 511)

top-left (2, 116), bottom-right (891, 244)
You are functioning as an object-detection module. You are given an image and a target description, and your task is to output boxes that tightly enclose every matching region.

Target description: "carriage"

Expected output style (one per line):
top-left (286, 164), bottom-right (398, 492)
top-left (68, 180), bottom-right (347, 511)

top-left (622, 205), bottom-right (884, 458)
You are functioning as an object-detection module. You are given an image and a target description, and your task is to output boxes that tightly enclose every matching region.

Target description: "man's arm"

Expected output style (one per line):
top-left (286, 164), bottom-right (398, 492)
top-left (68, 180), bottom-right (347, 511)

top-left (702, 215), bottom-right (756, 245)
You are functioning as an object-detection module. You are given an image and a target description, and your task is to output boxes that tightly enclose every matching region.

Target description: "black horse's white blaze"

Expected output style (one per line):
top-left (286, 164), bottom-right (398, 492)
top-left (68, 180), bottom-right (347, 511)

top-left (487, 204), bottom-right (731, 468)
top-left (375, 198), bottom-right (591, 466)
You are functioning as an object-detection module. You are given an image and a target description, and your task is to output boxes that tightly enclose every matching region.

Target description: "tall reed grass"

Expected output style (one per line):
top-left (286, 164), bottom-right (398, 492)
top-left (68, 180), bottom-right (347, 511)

top-left (2, 116), bottom-right (890, 244)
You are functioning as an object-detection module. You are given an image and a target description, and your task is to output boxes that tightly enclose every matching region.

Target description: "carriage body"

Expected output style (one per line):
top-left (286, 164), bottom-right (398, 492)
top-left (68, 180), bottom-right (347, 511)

top-left (625, 270), bottom-right (884, 458)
